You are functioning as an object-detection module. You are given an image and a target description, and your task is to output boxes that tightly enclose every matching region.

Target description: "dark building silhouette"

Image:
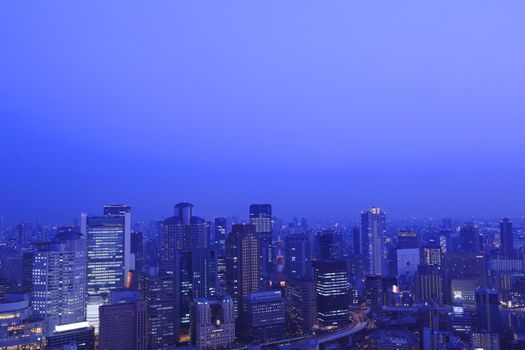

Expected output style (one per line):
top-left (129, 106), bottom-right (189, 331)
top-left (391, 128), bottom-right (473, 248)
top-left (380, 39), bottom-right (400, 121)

top-left (444, 252), bottom-right (487, 305)
top-left (225, 223), bottom-right (261, 333)
top-left (312, 259), bottom-right (350, 329)
top-left (249, 204), bottom-right (273, 278)
top-left (316, 230), bottom-right (343, 261)
top-left (415, 265), bottom-right (444, 304)
top-left (475, 288), bottom-right (501, 333)
top-left (500, 218), bottom-right (514, 259)
top-left (160, 202), bottom-right (216, 342)
top-left (245, 291), bottom-right (285, 343)
top-left (143, 270), bottom-right (177, 349)
top-left (99, 292), bottom-right (147, 350)
top-left (285, 232), bottom-right (312, 279)
top-left (459, 224), bottom-right (481, 253)
top-left (361, 208), bottom-right (386, 276)
top-left (285, 278), bottom-right (315, 335)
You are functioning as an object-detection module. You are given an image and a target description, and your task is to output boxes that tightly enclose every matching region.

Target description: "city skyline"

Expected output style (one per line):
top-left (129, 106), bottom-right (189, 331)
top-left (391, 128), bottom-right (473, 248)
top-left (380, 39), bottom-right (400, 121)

top-left (1, 2), bottom-right (525, 348)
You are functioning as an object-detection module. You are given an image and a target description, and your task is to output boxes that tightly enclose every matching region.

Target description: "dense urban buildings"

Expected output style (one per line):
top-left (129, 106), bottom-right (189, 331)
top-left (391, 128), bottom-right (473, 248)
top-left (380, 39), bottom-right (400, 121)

top-left (1, 203), bottom-right (525, 350)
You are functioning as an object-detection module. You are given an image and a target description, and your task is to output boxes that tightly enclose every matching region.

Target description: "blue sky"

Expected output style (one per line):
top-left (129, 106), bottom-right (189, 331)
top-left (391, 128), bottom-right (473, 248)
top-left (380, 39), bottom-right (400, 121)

top-left (1, 1), bottom-right (525, 223)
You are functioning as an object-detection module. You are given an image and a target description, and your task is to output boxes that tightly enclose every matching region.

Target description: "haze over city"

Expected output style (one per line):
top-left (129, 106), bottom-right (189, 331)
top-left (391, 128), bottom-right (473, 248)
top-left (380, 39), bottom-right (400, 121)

top-left (2, 1), bottom-right (525, 221)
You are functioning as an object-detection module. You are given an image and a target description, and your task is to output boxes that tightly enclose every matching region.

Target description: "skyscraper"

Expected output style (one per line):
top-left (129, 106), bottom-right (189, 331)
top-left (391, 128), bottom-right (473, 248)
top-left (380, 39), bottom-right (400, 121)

top-left (397, 247), bottom-right (420, 290)
top-left (160, 202), bottom-right (215, 342)
top-left (415, 265), bottom-right (444, 304)
top-left (83, 206), bottom-right (132, 335)
top-left (99, 292), bottom-right (147, 350)
top-left (249, 204), bottom-right (273, 277)
top-left (475, 288), bottom-right (501, 333)
top-left (143, 270), bottom-right (177, 349)
top-left (190, 296), bottom-right (236, 350)
top-left (459, 224), bottom-right (481, 253)
top-left (245, 291), bottom-right (285, 343)
top-left (316, 230), bottom-right (343, 261)
top-left (444, 252), bottom-right (487, 305)
top-left (31, 229), bottom-right (86, 328)
top-left (312, 259), bottom-right (350, 329)
top-left (361, 208), bottom-right (386, 276)
top-left (214, 217), bottom-right (228, 294)
top-left (285, 232), bottom-right (312, 280)
top-left (83, 206), bottom-right (132, 301)
top-left (285, 278), bottom-right (315, 335)
top-left (131, 230), bottom-right (144, 289)
top-left (225, 223), bottom-right (261, 323)
top-left (500, 217), bottom-right (514, 259)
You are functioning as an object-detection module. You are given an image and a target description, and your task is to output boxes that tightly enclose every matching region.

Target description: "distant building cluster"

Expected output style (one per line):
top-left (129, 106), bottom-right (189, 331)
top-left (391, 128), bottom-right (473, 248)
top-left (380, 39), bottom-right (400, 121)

top-left (0, 204), bottom-right (524, 349)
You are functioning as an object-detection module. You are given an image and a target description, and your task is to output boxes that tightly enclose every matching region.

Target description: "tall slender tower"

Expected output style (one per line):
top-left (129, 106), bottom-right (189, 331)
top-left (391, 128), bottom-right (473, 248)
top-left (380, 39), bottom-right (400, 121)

top-left (500, 218), bottom-right (514, 259)
top-left (82, 205), bottom-right (131, 334)
top-left (249, 204), bottom-right (273, 278)
top-left (360, 208), bottom-right (386, 276)
top-left (160, 202), bottom-right (216, 342)
top-left (226, 224), bottom-right (261, 324)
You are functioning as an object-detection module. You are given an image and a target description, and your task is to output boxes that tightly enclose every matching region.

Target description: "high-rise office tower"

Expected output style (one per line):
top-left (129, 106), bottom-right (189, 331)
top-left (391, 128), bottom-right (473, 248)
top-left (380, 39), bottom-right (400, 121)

top-left (16, 222), bottom-right (29, 248)
top-left (415, 265), bottom-right (444, 304)
top-left (225, 223), bottom-right (261, 322)
top-left (444, 252), bottom-right (487, 305)
top-left (422, 246), bottom-right (442, 266)
top-left (397, 231), bottom-right (419, 249)
top-left (364, 275), bottom-right (383, 313)
top-left (214, 217), bottom-right (228, 295)
top-left (285, 232), bottom-right (312, 279)
top-left (285, 278), bottom-right (315, 335)
top-left (361, 208), bottom-right (386, 276)
top-left (213, 217), bottom-right (228, 255)
top-left (475, 288), bottom-right (501, 333)
top-left (160, 202), bottom-right (209, 271)
top-left (160, 202), bottom-right (215, 342)
top-left (131, 231), bottom-right (144, 285)
top-left (83, 206), bottom-right (132, 301)
top-left (83, 206), bottom-right (132, 334)
top-left (143, 270), bottom-right (177, 349)
top-left (397, 247), bottom-right (420, 290)
top-left (249, 204), bottom-right (273, 277)
top-left (500, 218), bottom-right (514, 259)
top-left (21, 251), bottom-right (34, 294)
top-left (190, 296), bottom-right (235, 350)
top-left (31, 229), bottom-right (86, 328)
top-left (312, 259), bottom-right (350, 329)
top-left (316, 230), bottom-right (344, 261)
top-left (459, 224), bottom-right (481, 253)
top-left (245, 291), bottom-right (285, 343)
top-left (161, 203), bottom-right (208, 256)
top-left (98, 291), bottom-right (147, 350)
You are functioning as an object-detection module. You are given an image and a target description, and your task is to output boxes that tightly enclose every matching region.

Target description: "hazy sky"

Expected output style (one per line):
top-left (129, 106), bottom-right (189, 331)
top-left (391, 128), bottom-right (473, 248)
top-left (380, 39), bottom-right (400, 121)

top-left (1, 1), bottom-right (525, 224)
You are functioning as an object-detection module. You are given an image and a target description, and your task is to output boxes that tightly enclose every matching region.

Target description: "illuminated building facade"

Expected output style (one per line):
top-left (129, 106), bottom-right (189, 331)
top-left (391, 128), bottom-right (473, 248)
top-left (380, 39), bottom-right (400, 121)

top-left (225, 223), bottom-right (261, 322)
top-left (312, 259), bottom-right (350, 329)
top-left (361, 208), bottom-right (386, 276)
top-left (31, 229), bottom-right (86, 329)
top-left (245, 291), bottom-right (285, 343)
top-left (0, 294), bottom-right (44, 349)
top-left (249, 204), bottom-right (273, 277)
top-left (190, 296), bottom-right (235, 350)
